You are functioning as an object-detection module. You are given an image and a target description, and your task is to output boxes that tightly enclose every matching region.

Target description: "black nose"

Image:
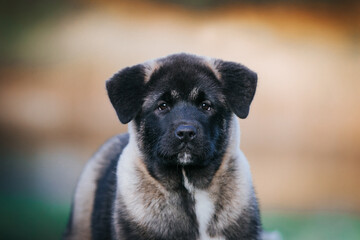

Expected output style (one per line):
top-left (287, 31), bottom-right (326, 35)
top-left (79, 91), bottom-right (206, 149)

top-left (175, 125), bottom-right (197, 142)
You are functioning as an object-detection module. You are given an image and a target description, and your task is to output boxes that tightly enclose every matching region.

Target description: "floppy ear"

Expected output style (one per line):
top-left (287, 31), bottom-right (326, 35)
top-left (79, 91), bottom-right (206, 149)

top-left (216, 61), bottom-right (257, 119)
top-left (106, 64), bottom-right (146, 124)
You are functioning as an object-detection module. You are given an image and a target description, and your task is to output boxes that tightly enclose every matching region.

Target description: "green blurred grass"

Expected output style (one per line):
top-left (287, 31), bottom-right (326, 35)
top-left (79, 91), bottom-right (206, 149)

top-left (262, 211), bottom-right (360, 240)
top-left (1, 193), bottom-right (360, 240)
top-left (0, 193), bottom-right (70, 240)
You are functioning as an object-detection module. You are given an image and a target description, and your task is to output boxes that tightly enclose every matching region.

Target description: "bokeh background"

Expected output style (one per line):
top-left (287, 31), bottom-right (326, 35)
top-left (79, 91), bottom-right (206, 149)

top-left (1, 0), bottom-right (359, 239)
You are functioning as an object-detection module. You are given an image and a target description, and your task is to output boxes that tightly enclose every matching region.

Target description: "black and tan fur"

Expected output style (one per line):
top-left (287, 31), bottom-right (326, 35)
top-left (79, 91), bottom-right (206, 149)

top-left (64, 53), bottom-right (262, 240)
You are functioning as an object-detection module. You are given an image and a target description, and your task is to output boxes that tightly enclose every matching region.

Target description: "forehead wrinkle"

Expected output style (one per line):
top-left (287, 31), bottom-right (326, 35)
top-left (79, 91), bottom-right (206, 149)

top-left (189, 87), bottom-right (199, 101)
top-left (171, 90), bottom-right (180, 99)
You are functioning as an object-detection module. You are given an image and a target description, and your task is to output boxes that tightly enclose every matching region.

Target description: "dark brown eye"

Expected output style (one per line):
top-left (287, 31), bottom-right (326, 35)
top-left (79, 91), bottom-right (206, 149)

top-left (201, 101), bottom-right (211, 111)
top-left (158, 102), bottom-right (168, 111)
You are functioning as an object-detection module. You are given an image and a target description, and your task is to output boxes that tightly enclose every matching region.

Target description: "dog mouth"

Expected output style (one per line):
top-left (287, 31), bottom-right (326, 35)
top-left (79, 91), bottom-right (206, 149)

top-left (157, 139), bottom-right (205, 166)
top-left (177, 142), bottom-right (195, 151)
top-left (176, 142), bottom-right (197, 162)
top-left (177, 151), bottom-right (192, 165)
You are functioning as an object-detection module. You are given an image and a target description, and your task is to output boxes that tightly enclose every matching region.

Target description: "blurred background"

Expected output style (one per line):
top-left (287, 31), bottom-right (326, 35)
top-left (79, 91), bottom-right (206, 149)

top-left (0, 0), bottom-right (359, 239)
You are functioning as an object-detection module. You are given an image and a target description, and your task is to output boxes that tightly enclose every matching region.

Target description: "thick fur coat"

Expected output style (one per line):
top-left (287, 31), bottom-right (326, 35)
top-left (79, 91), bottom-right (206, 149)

top-left (64, 53), bottom-right (262, 240)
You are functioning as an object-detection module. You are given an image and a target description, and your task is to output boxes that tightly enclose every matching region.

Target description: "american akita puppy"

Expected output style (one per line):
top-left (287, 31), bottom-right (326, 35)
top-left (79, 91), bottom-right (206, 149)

top-left (64, 53), bottom-right (262, 240)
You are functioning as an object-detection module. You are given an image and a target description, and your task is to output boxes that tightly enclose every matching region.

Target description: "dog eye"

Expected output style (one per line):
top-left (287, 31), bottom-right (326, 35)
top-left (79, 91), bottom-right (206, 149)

top-left (158, 102), bottom-right (169, 111)
top-left (201, 101), bottom-right (212, 111)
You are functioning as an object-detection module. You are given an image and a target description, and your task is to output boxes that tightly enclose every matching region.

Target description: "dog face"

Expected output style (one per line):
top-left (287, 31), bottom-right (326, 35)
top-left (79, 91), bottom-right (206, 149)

top-left (106, 53), bottom-right (257, 169)
top-left (137, 60), bottom-right (230, 168)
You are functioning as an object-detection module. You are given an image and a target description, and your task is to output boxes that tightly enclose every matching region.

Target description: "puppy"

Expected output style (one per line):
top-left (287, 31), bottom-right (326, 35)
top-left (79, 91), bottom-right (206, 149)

top-left (64, 53), bottom-right (261, 240)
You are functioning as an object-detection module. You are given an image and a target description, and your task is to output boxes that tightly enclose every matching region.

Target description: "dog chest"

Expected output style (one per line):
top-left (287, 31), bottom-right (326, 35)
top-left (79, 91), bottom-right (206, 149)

top-left (182, 168), bottom-right (225, 240)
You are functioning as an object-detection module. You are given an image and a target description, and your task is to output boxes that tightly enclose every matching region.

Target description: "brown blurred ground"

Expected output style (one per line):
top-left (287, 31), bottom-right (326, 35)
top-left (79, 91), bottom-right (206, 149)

top-left (0, 0), bottom-right (359, 211)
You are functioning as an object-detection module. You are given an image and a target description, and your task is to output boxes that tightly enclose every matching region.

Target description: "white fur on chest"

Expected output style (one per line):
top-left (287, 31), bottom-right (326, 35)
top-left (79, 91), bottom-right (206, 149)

top-left (182, 169), bottom-right (225, 240)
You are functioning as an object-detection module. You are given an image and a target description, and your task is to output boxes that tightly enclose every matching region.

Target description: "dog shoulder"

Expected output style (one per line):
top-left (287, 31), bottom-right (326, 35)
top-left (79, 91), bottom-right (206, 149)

top-left (63, 134), bottom-right (129, 240)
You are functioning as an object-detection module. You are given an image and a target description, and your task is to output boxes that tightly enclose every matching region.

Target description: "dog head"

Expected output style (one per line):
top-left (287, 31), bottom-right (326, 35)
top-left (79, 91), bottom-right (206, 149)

top-left (106, 53), bottom-right (257, 168)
